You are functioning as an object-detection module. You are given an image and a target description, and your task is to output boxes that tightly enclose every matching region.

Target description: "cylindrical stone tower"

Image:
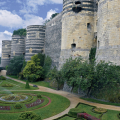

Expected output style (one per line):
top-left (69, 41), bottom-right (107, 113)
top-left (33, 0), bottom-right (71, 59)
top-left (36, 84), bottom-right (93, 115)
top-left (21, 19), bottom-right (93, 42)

top-left (96, 0), bottom-right (120, 65)
top-left (59, 0), bottom-right (95, 67)
top-left (1, 40), bottom-right (11, 67)
top-left (25, 25), bottom-right (45, 61)
top-left (11, 35), bottom-right (25, 58)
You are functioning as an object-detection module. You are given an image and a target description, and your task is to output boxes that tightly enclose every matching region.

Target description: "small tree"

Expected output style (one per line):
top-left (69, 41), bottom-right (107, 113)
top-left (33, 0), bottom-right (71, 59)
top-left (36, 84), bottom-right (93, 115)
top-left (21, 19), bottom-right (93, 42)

top-left (25, 80), bottom-right (30, 89)
top-left (47, 67), bottom-right (63, 90)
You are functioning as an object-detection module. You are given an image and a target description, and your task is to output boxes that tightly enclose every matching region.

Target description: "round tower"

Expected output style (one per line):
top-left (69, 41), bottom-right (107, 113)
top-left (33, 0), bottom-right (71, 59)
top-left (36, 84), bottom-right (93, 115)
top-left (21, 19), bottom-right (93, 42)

top-left (11, 35), bottom-right (25, 58)
top-left (59, 0), bottom-right (95, 66)
top-left (1, 40), bottom-right (11, 67)
top-left (96, 0), bottom-right (120, 65)
top-left (25, 25), bottom-right (45, 61)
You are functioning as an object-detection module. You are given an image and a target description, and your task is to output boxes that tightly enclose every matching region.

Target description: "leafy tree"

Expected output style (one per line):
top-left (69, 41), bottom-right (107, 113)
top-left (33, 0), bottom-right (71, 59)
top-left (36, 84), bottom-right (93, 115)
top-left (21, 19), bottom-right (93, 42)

top-left (48, 67), bottom-right (63, 90)
top-left (13, 28), bottom-right (26, 36)
top-left (43, 55), bottom-right (52, 78)
top-left (50, 13), bottom-right (59, 19)
top-left (89, 47), bottom-right (96, 63)
top-left (44, 13), bottom-right (59, 25)
top-left (23, 54), bottom-right (44, 82)
top-left (7, 55), bottom-right (24, 75)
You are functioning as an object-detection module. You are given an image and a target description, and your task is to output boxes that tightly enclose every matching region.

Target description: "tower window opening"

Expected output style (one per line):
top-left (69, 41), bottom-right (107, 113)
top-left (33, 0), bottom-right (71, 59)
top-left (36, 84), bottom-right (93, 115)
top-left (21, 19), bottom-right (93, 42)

top-left (87, 23), bottom-right (91, 32)
top-left (71, 43), bottom-right (76, 49)
top-left (75, 1), bottom-right (81, 4)
top-left (23, 52), bottom-right (25, 55)
top-left (98, 41), bottom-right (100, 49)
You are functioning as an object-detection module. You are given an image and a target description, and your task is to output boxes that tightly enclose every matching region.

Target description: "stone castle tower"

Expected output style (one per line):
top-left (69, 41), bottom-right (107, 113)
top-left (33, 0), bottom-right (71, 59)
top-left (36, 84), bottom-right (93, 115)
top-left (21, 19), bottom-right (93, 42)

top-left (1, 0), bottom-right (120, 68)
top-left (96, 0), bottom-right (120, 65)
top-left (59, 0), bottom-right (97, 67)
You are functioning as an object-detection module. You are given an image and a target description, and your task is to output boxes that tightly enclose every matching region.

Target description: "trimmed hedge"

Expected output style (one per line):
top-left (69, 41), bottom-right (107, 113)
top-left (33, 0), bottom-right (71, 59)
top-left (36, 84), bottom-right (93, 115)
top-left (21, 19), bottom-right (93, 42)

top-left (0, 76), bottom-right (6, 80)
top-left (68, 108), bottom-right (85, 118)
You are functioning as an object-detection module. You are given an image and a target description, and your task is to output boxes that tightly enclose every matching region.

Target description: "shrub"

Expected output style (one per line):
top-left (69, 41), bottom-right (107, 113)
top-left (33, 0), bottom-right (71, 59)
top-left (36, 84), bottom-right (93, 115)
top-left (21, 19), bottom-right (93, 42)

top-left (0, 76), bottom-right (6, 80)
top-left (118, 113), bottom-right (120, 119)
top-left (1, 84), bottom-right (13, 87)
top-left (18, 111), bottom-right (41, 120)
top-left (37, 94), bottom-right (42, 98)
top-left (68, 108), bottom-right (84, 118)
top-left (92, 107), bottom-right (107, 114)
top-left (14, 102), bottom-right (22, 109)
top-left (25, 80), bottom-right (30, 89)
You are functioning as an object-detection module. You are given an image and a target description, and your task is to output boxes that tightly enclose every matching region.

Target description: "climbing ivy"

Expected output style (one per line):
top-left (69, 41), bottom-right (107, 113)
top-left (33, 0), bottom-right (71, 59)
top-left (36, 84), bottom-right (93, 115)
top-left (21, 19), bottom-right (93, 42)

top-left (89, 47), bottom-right (96, 63)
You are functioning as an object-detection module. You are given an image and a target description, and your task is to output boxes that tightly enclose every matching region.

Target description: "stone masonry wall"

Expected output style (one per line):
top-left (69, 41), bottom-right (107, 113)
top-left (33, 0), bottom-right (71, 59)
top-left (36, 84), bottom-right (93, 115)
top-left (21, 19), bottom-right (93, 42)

top-left (45, 12), bottom-right (62, 68)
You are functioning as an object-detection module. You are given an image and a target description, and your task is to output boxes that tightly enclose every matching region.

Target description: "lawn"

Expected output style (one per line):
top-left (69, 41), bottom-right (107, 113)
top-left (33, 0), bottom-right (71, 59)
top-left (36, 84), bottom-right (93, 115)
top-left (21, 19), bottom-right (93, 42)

top-left (0, 91), bottom-right (70, 120)
top-left (0, 79), bottom-right (38, 90)
top-left (7, 75), bottom-right (56, 89)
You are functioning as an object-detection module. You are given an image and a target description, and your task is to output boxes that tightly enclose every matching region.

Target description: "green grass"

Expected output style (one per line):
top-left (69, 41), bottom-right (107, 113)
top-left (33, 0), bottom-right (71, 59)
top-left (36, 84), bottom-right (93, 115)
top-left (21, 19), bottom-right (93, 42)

top-left (58, 116), bottom-right (76, 120)
top-left (0, 79), bottom-right (38, 90)
top-left (0, 91), bottom-right (70, 120)
top-left (7, 75), bottom-right (56, 90)
top-left (76, 103), bottom-right (100, 118)
top-left (80, 97), bottom-right (120, 106)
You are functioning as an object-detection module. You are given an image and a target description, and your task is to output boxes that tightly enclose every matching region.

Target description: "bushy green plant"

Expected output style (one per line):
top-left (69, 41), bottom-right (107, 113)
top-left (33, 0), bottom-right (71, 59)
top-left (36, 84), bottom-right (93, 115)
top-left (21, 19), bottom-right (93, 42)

top-left (25, 80), bottom-right (30, 89)
top-left (0, 76), bottom-right (6, 80)
top-left (47, 67), bottom-right (63, 90)
top-left (37, 94), bottom-right (42, 98)
top-left (23, 54), bottom-right (44, 82)
top-left (18, 111), bottom-right (41, 120)
top-left (7, 55), bottom-right (24, 75)
top-left (14, 102), bottom-right (22, 109)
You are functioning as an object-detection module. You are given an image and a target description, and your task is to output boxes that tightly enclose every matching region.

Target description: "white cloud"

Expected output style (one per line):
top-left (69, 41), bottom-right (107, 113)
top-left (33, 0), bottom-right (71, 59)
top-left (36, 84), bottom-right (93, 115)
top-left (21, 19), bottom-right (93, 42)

top-left (23, 14), bottom-right (44, 27)
top-left (19, 0), bottom-right (62, 14)
top-left (0, 31), bottom-right (12, 57)
top-left (0, 10), bottom-right (23, 28)
top-left (46, 9), bottom-right (57, 20)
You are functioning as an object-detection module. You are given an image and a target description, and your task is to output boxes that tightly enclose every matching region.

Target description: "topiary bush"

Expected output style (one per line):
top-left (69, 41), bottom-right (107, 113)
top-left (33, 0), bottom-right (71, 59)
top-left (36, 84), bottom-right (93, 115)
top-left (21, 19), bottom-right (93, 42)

top-left (92, 107), bottom-right (107, 114)
top-left (0, 76), bottom-right (6, 80)
top-left (18, 111), bottom-right (41, 120)
top-left (25, 80), bottom-right (30, 89)
top-left (37, 94), bottom-right (42, 99)
top-left (68, 108), bottom-right (84, 118)
top-left (14, 102), bottom-right (22, 109)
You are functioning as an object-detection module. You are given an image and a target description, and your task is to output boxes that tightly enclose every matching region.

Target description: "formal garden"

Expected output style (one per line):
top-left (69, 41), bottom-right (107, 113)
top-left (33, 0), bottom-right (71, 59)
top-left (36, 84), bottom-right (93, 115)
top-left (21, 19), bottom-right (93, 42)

top-left (0, 48), bottom-right (120, 119)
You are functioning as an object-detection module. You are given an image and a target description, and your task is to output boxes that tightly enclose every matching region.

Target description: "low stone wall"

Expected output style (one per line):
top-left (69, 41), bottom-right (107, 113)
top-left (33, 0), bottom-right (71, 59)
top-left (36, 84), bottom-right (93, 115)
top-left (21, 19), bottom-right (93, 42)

top-left (0, 70), bottom-right (7, 76)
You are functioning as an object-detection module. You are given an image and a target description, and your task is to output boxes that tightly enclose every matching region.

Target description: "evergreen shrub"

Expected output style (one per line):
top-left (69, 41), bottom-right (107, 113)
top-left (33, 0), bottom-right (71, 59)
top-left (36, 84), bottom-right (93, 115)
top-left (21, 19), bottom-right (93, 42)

top-left (18, 111), bottom-right (41, 120)
top-left (14, 102), bottom-right (22, 109)
top-left (25, 80), bottom-right (30, 89)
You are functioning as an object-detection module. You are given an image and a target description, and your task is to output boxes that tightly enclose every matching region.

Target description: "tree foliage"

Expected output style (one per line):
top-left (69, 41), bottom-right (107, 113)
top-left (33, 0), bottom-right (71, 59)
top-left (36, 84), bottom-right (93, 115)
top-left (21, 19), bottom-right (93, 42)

top-left (13, 28), bottom-right (26, 36)
top-left (60, 57), bottom-right (120, 96)
top-left (7, 55), bottom-right (24, 75)
top-left (44, 13), bottom-right (59, 25)
top-left (23, 54), bottom-right (44, 82)
top-left (47, 67), bottom-right (63, 90)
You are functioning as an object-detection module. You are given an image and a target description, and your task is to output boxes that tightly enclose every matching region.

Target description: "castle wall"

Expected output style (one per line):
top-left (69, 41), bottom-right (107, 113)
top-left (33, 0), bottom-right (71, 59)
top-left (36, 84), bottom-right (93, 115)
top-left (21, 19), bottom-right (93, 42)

top-left (96, 0), bottom-right (120, 65)
top-left (11, 35), bottom-right (25, 59)
top-left (45, 12), bottom-right (62, 68)
top-left (25, 25), bottom-right (45, 61)
top-left (59, 0), bottom-right (95, 68)
top-left (1, 40), bottom-right (11, 68)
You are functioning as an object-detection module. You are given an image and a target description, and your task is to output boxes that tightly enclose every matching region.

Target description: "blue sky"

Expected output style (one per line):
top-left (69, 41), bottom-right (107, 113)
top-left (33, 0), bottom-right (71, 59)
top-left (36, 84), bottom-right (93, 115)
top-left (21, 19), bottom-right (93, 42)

top-left (0, 0), bottom-right (63, 57)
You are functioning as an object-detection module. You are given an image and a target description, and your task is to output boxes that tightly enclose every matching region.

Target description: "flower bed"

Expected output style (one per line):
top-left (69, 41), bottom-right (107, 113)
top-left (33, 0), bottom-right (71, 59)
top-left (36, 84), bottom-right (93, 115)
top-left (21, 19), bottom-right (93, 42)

top-left (26, 99), bottom-right (44, 108)
top-left (0, 106), bottom-right (10, 110)
top-left (77, 113), bottom-right (100, 120)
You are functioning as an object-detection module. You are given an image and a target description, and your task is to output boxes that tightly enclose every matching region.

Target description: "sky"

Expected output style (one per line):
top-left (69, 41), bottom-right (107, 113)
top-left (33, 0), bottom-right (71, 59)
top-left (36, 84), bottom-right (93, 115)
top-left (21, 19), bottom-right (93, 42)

top-left (0, 0), bottom-right (63, 57)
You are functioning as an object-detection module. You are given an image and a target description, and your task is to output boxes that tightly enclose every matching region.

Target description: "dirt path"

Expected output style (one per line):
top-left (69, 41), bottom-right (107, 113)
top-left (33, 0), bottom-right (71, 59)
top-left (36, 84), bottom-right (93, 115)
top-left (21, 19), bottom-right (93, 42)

top-left (6, 76), bottom-right (120, 120)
